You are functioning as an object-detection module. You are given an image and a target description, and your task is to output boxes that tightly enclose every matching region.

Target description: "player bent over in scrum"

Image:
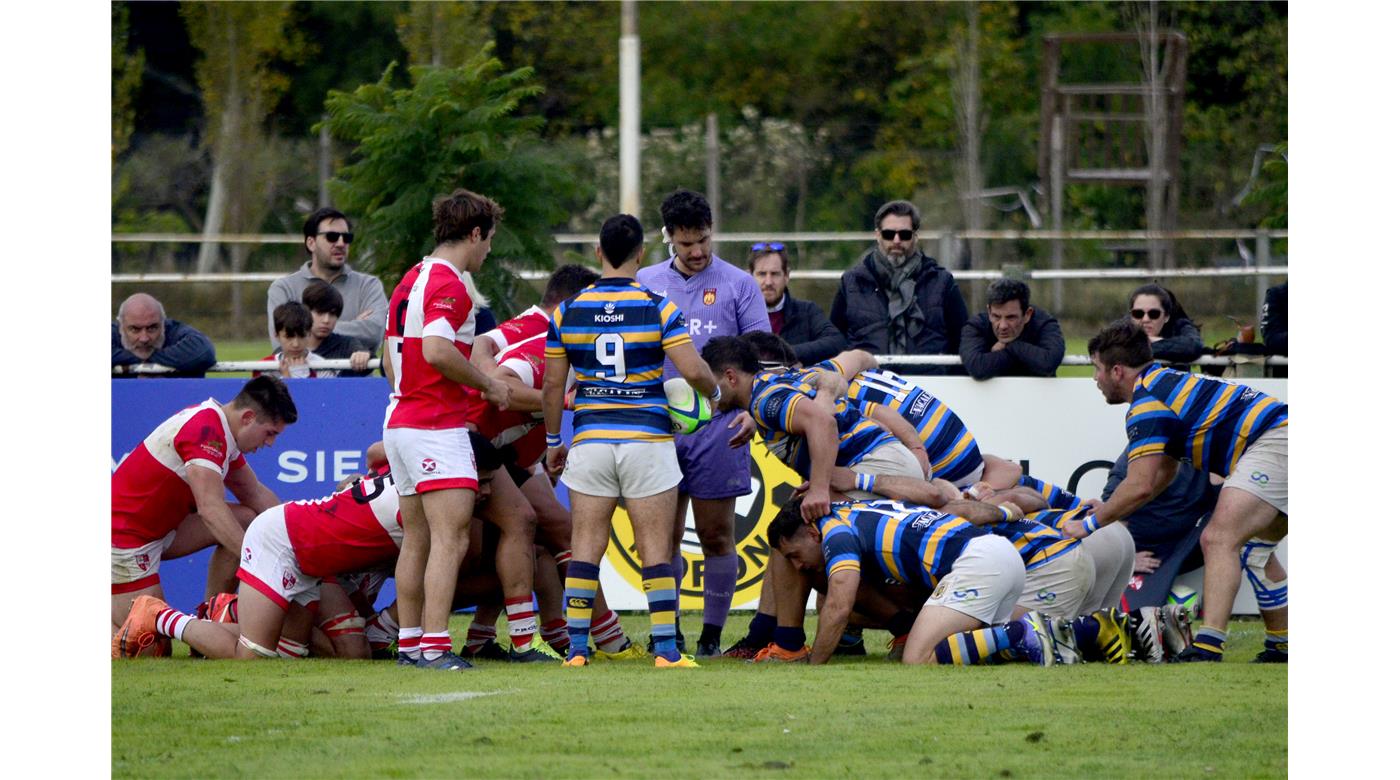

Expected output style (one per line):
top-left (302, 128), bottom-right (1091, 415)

top-left (114, 457), bottom-right (496, 660)
top-left (112, 376), bottom-right (294, 655)
top-left (766, 498), bottom-right (1062, 666)
top-left (543, 213), bottom-right (719, 668)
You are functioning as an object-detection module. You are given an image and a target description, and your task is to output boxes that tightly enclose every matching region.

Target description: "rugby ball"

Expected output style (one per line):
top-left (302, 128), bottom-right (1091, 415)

top-left (664, 378), bottom-right (714, 434)
top-left (1168, 584), bottom-right (1200, 619)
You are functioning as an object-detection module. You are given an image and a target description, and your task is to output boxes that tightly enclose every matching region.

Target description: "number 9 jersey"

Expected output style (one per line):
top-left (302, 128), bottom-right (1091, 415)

top-left (545, 277), bottom-right (691, 445)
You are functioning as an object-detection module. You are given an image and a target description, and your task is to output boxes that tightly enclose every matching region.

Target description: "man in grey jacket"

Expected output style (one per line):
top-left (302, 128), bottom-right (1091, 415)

top-left (267, 207), bottom-right (388, 350)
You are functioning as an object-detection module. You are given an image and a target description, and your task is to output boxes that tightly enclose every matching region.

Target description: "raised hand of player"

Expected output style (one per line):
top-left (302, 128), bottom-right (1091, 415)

top-left (546, 443), bottom-right (568, 476)
top-left (727, 410), bottom-right (757, 448)
top-left (484, 377), bottom-right (512, 410)
top-left (801, 484), bottom-right (831, 521)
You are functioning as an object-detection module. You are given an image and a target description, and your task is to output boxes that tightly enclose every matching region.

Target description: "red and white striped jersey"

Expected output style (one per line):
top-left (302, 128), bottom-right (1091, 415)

top-left (479, 305), bottom-right (549, 354)
top-left (111, 399), bottom-right (247, 548)
top-left (283, 469), bottom-right (403, 578)
top-left (466, 306), bottom-right (560, 468)
top-left (383, 257), bottom-right (478, 430)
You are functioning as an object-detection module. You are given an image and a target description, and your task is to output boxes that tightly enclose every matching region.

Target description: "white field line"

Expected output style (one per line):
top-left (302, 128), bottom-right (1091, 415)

top-left (398, 690), bottom-right (510, 705)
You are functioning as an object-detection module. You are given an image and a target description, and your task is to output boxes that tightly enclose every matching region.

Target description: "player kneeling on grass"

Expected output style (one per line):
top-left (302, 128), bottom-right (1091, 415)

top-left (115, 455), bottom-right (496, 661)
top-left (766, 497), bottom-right (1061, 666)
top-left (112, 376), bottom-right (295, 654)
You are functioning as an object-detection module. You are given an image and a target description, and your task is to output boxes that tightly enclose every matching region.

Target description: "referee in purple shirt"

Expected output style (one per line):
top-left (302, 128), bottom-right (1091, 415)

top-left (637, 189), bottom-right (769, 657)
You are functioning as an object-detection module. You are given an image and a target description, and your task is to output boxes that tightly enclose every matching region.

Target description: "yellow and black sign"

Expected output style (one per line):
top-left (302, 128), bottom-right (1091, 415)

top-left (605, 436), bottom-right (801, 608)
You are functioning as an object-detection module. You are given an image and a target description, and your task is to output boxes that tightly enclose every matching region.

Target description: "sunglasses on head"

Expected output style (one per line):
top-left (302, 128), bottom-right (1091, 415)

top-left (880, 229), bottom-right (915, 241)
top-left (1130, 308), bottom-right (1164, 320)
top-left (318, 231), bottom-right (354, 245)
top-left (750, 242), bottom-right (785, 252)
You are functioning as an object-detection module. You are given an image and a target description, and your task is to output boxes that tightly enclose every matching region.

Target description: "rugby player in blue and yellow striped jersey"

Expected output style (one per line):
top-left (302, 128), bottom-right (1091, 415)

top-left (767, 498), bottom-right (1060, 666)
top-left (542, 214), bottom-right (719, 669)
top-left (1068, 319), bottom-right (1288, 662)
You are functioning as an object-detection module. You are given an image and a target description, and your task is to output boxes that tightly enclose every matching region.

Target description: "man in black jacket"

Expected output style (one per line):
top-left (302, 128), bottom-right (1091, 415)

top-left (748, 242), bottom-right (847, 366)
top-left (112, 293), bottom-right (217, 378)
top-left (959, 278), bottom-right (1065, 379)
top-left (830, 200), bottom-right (968, 371)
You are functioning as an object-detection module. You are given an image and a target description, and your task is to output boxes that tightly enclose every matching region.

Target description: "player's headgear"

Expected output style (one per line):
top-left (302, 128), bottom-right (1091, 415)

top-left (598, 214), bottom-right (645, 268)
top-left (234, 375), bottom-right (299, 424)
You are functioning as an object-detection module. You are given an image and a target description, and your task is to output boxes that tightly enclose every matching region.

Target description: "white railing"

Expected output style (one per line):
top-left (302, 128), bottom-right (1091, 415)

top-left (113, 354), bottom-right (1286, 375)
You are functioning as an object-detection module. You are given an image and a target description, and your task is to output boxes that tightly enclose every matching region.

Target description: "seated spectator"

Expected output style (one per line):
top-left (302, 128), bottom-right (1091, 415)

top-left (1128, 283), bottom-right (1203, 370)
top-left (260, 302), bottom-right (324, 379)
top-left (301, 280), bottom-right (373, 377)
top-left (1261, 282), bottom-right (1287, 377)
top-left (958, 278), bottom-right (1065, 379)
top-left (111, 293), bottom-right (216, 378)
top-left (830, 199), bottom-right (969, 370)
top-left (748, 241), bottom-right (847, 366)
top-left (267, 207), bottom-right (388, 348)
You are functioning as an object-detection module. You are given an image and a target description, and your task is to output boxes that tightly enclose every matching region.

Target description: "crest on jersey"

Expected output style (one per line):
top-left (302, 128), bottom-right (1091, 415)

top-left (606, 438), bottom-right (800, 608)
top-left (703, 288), bottom-right (717, 306)
top-left (135, 553), bottom-right (150, 572)
top-left (282, 570), bottom-right (297, 591)
top-left (421, 458), bottom-right (438, 473)
top-left (910, 511), bottom-right (937, 531)
top-left (604, 301), bottom-right (616, 314)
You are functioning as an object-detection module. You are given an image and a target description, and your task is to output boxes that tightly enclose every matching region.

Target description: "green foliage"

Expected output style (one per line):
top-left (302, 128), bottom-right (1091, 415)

top-left (1244, 142), bottom-right (1287, 232)
top-left (112, 3), bottom-right (145, 162)
top-left (322, 50), bottom-right (585, 314)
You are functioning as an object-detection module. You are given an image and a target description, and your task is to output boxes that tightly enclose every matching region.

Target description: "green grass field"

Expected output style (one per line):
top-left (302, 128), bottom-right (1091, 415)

top-left (112, 612), bottom-right (1285, 779)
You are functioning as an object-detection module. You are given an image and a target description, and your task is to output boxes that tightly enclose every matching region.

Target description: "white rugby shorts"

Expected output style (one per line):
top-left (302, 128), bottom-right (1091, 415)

top-left (1019, 545), bottom-right (1095, 619)
top-left (111, 530), bottom-right (178, 593)
top-left (235, 506), bottom-right (320, 610)
top-left (925, 535), bottom-right (1024, 625)
top-left (384, 426), bottom-right (479, 496)
top-left (561, 441), bottom-right (682, 499)
top-left (1223, 425), bottom-right (1288, 515)
top-left (846, 442), bottom-right (926, 500)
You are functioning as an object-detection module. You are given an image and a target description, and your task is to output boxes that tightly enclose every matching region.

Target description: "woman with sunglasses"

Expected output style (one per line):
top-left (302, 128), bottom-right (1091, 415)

top-left (1127, 283), bottom-right (1204, 370)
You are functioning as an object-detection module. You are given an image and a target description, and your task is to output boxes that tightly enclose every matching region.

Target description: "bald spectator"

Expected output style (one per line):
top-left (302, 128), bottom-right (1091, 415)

top-left (267, 207), bottom-right (388, 349)
top-left (112, 293), bottom-right (216, 378)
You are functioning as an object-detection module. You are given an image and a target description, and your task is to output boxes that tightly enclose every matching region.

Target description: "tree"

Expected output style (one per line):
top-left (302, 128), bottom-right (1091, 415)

top-left (321, 50), bottom-right (585, 314)
top-left (112, 3), bottom-right (145, 163)
top-left (182, 1), bottom-right (306, 274)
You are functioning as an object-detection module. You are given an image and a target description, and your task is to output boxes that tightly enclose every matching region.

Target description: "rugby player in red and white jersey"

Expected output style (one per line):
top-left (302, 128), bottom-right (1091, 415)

top-left (381, 189), bottom-right (511, 671)
top-left (110, 376), bottom-right (295, 643)
top-left (113, 462), bottom-right (475, 660)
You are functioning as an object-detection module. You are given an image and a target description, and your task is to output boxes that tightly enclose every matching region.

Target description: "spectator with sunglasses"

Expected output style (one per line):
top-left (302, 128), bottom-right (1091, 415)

top-left (749, 242), bottom-right (847, 366)
top-left (831, 200), bottom-right (969, 370)
top-left (266, 207), bottom-right (389, 350)
top-left (1127, 283), bottom-right (1204, 370)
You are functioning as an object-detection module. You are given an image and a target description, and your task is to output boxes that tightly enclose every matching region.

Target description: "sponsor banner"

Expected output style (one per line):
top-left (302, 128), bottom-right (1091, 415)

top-left (112, 378), bottom-right (388, 612)
top-left (113, 376), bottom-right (1286, 615)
